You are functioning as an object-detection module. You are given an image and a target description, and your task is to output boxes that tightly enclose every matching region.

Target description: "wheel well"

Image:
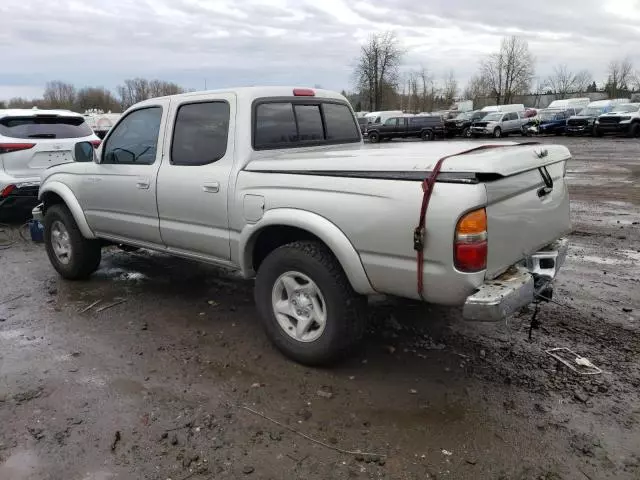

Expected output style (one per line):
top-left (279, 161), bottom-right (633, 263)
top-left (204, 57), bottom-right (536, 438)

top-left (41, 191), bottom-right (65, 213)
top-left (251, 226), bottom-right (323, 272)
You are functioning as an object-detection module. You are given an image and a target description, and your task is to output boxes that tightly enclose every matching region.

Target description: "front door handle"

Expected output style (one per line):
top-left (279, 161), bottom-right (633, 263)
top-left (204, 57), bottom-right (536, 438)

top-left (136, 177), bottom-right (150, 189)
top-left (202, 182), bottom-right (220, 193)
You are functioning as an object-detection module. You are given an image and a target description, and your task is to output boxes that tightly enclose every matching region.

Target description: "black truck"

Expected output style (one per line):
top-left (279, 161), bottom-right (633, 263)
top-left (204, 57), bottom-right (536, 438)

top-left (366, 115), bottom-right (444, 143)
top-left (444, 110), bottom-right (488, 138)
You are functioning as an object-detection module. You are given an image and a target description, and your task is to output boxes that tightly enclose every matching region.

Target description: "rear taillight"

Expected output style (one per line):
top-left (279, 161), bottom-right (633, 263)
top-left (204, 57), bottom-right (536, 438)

top-left (90, 140), bottom-right (101, 148)
top-left (454, 208), bottom-right (488, 272)
top-left (0, 143), bottom-right (36, 154)
top-left (1, 184), bottom-right (16, 198)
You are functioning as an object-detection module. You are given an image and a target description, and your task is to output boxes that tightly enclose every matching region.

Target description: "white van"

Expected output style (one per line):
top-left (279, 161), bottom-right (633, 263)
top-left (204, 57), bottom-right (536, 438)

top-left (547, 98), bottom-right (590, 110)
top-left (364, 110), bottom-right (403, 125)
top-left (480, 104), bottom-right (525, 113)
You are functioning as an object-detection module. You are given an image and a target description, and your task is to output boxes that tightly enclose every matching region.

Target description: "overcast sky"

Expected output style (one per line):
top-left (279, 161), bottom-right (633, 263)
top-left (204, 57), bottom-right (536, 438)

top-left (1, 0), bottom-right (640, 100)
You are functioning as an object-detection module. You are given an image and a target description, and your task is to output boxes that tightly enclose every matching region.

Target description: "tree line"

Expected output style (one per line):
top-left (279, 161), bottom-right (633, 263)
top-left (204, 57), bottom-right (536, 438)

top-left (0, 78), bottom-right (188, 112)
top-left (352, 32), bottom-right (640, 112)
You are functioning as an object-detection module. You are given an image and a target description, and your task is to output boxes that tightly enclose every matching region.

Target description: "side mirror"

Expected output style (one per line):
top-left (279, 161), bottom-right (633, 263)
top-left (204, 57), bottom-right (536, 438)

top-left (74, 142), bottom-right (97, 163)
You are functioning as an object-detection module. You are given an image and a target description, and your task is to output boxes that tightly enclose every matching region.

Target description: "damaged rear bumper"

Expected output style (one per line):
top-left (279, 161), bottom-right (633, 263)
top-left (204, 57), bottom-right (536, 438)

top-left (463, 238), bottom-right (569, 321)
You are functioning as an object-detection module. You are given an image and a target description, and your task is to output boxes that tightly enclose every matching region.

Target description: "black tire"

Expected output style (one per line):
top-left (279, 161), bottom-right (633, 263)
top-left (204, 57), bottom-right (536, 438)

top-left (628, 122), bottom-right (640, 138)
top-left (493, 127), bottom-right (502, 138)
top-left (594, 127), bottom-right (603, 137)
top-left (44, 204), bottom-right (101, 280)
top-left (421, 130), bottom-right (434, 141)
top-left (462, 127), bottom-right (471, 138)
top-left (368, 132), bottom-right (380, 143)
top-left (254, 241), bottom-right (367, 366)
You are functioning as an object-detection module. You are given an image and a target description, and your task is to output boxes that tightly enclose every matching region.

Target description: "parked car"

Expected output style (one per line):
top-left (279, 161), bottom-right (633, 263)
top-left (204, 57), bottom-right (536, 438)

top-left (363, 110), bottom-right (403, 126)
top-left (565, 99), bottom-right (629, 136)
top-left (521, 108), bottom-right (581, 136)
top-left (0, 108), bottom-right (99, 217)
top-left (547, 98), bottom-right (590, 111)
top-left (366, 115), bottom-right (444, 142)
top-left (479, 104), bottom-right (526, 114)
top-left (34, 86), bottom-right (571, 365)
top-left (470, 111), bottom-right (526, 138)
top-left (444, 110), bottom-right (488, 138)
top-left (594, 103), bottom-right (640, 137)
top-left (357, 116), bottom-right (368, 136)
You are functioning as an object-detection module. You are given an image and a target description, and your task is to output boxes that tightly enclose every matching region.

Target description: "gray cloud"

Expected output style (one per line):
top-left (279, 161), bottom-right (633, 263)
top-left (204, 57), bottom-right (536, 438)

top-left (1, 0), bottom-right (639, 100)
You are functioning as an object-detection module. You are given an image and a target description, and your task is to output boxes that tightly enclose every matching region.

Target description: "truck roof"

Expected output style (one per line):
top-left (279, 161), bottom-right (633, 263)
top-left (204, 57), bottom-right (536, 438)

top-left (134, 86), bottom-right (347, 108)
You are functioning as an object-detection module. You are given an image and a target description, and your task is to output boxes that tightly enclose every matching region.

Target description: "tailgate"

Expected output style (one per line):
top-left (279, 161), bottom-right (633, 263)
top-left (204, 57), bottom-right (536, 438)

top-left (484, 151), bottom-right (570, 279)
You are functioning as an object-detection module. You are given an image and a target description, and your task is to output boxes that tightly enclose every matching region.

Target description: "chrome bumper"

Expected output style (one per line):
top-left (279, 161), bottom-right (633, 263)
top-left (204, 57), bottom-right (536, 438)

top-left (463, 238), bottom-right (569, 322)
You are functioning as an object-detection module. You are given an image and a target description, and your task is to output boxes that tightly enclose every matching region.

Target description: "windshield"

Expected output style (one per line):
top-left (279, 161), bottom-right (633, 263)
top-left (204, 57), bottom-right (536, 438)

top-left (357, 117), bottom-right (368, 125)
top-left (612, 104), bottom-right (639, 113)
top-left (483, 113), bottom-right (502, 121)
top-left (578, 107), bottom-right (604, 116)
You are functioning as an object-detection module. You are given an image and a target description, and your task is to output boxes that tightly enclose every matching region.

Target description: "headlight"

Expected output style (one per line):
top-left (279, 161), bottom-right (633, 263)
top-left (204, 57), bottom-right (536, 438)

top-left (619, 116), bottom-right (631, 121)
top-left (595, 119), bottom-right (600, 124)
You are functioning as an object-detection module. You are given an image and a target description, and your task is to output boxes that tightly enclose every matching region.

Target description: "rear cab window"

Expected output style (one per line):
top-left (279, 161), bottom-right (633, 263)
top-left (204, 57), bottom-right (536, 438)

top-left (0, 115), bottom-right (93, 139)
top-left (253, 98), bottom-right (360, 150)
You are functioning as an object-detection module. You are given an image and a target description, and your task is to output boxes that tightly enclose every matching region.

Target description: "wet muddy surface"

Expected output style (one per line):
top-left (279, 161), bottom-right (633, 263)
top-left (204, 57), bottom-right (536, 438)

top-left (1, 137), bottom-right (639, 479)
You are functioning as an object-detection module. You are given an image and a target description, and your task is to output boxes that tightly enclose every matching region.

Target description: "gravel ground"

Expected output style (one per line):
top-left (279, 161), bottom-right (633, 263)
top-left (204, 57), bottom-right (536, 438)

top-left (0, 136), bottom-right (638, 480)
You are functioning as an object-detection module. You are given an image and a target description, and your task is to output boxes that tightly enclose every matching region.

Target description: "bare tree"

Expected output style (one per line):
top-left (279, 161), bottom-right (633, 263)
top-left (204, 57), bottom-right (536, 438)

top-left (116, 78), bottom-right (185, 109)
top-left (354, 31), bottom-right (403, 110)
top-left (442, 70), bottom-right (458, 105)
top-left (43, 81), bottom-right (77, 109)
top-left (463, 74), bottom-right (492, 102)
top-left (606, 58), bottom-right (634, 98)
top-left (545, 64), bottom-right (593, 98)
top-left (480, 36), bottom-right (535, 104)
top-left (76, 87), bottom-right (120, 112)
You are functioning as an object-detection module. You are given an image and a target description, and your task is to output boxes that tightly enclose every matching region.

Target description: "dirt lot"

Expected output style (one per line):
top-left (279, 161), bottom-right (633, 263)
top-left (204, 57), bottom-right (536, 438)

top-left (1, 136), bottom-right (638, 480)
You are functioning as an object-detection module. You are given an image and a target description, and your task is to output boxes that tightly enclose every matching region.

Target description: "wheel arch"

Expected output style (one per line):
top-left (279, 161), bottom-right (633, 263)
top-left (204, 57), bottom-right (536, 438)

top-left (238, 209), bottom-right (376, 295)
top-left (39, 181), bottom-right (96, 239)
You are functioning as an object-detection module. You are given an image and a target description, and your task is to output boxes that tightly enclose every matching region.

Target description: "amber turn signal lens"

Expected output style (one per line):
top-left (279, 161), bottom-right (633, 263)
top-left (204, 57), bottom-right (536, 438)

top-left (456, 208), bottom-right (487, 235)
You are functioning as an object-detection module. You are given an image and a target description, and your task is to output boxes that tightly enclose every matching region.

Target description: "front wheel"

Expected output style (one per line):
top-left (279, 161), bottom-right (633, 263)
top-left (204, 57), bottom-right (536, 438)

top-left (462, 127), bottom-right (471, 138)
top-left (254, 241), bottom-right (367, 366)
top-left (493, 127), bottom-right (502, 138)
top-left (44, 204), bottom-right (101, 280)
top-left (628, 122), bottom-right (640, 138)
top-left (368, 132), bottom-right (379, 143)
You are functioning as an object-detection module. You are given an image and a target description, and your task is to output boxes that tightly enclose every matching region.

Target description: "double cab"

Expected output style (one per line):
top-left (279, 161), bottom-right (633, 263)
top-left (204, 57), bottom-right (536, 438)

top-left (35, 87), bottom-right (571, 365)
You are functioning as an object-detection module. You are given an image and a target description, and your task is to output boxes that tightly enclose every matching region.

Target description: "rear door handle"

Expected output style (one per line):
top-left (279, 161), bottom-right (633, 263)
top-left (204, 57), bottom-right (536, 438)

top-left (202, 182), bottom-right (220, 193)
top-left (136, 177), bottom-right (150, 189)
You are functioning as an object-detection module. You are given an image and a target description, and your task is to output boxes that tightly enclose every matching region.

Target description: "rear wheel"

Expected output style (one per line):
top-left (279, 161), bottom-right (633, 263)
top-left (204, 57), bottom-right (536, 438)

top-left (255, 241), bottom-right (367, 366)
top-left (493, 127), bottom-right (502, 138)
top-left (368, 132), bottom-right (380, 143)
top-left (421, 130), bottom-right (434, 141)
top-left (44, 204), bottom-right (101, 280)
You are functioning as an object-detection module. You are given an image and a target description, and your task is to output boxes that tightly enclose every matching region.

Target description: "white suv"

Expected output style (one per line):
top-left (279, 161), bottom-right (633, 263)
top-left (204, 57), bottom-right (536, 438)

top-left (0, 108), bottom-right (99, 216)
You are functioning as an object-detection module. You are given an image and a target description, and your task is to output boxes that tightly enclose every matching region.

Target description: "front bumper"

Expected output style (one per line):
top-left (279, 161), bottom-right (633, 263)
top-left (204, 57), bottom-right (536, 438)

top-left (0, 184), bottom-right (40, 213)
top-left (596, 122), bottom-right (631, 134)
top-left (470, 127), bottom-right (491, 135)
top-left (566, 125), bottom-right (590, 134)
top-left (463, 238), bottom-right (569, 321)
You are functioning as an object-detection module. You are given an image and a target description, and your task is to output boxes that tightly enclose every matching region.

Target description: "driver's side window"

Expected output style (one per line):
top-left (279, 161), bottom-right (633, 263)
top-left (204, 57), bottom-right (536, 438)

top-left (384, 117), bottom-right (398, 126)
top-left (102, 107), bottom-right (162, 165)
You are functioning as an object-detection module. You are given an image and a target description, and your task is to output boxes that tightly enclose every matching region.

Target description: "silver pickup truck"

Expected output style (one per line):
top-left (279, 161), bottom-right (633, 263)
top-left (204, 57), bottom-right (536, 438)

top-left (35, 87), bottom-right (570, 365)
